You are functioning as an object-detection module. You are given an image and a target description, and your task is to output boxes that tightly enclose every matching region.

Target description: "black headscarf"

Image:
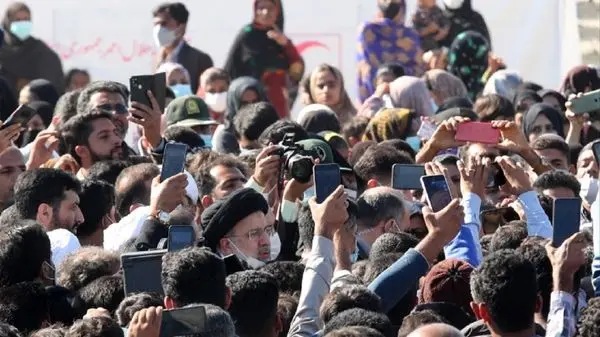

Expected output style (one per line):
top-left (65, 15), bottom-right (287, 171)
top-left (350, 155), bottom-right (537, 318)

top-left (441, 0), bottom-right (492, 50)
top-left (522, 103), bottom-right (565, 140)
top-left (538, 89), bottom-right (567, 113)
top-left (225, 76), bottom-right (267, 129)
top-left (28, 79), bottom-right (59, 108)
top-left (26, 100), bottom-right (53, 127)
top-left (512, 89), bottom-right (542, 112)
top-left (560, 65), bottom-right (600, 97)
top-left (435, 96), bottom-right (473, 114)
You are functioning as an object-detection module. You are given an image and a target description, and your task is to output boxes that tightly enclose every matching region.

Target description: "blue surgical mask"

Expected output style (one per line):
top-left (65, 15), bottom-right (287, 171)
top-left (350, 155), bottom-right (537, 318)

top-left (406, 136), bottom-right (422, 152)
top-left (170, 84), bottom-right (192, 97)
top-left (10, 20), bottom-right (32, 41)
top-left (430, 98), bottom-right (439, 113)
top-left (350, 243), bottom-right (359, 264)
top-left (199, 134), bottom-right (212, 148)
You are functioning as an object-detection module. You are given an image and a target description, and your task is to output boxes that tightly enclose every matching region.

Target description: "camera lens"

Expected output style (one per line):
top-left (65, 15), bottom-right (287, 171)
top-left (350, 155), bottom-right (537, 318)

top-left (288, 155), bottom-right (314, 183)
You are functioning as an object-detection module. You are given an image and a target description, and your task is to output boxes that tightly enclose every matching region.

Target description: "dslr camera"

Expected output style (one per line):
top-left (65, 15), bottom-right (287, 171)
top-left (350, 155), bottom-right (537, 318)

top-left (275, 133), bottom-right (316, 183)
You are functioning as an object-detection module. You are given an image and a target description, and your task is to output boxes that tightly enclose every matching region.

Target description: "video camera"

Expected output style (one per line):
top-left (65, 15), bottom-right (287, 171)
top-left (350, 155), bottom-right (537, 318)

top-left (275, 133), bottom-right (316, 184)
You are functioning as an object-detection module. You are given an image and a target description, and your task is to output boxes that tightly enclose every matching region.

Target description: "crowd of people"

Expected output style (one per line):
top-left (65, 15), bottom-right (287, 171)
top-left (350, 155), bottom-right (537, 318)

top-left (0, 0), bottom-right (599, 336)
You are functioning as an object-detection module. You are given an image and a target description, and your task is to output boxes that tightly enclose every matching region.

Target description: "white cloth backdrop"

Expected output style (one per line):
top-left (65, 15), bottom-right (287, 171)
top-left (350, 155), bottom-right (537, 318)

top-left (0, 0), bottom-right (582, 111)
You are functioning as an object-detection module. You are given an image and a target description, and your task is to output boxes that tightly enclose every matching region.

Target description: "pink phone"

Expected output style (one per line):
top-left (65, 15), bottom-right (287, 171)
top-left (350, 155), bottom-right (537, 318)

top-left (455, 122), bottom-right (500, 144)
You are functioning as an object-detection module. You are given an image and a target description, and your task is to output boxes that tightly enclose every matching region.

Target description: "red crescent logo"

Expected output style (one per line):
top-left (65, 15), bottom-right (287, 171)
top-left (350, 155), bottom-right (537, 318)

top-left (295, 41), bottom-right (329, 54)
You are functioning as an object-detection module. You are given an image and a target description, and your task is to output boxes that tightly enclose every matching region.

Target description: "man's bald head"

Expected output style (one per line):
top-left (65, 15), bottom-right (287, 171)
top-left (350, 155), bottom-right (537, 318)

top-left (407, 323), bottom-right (463, 337)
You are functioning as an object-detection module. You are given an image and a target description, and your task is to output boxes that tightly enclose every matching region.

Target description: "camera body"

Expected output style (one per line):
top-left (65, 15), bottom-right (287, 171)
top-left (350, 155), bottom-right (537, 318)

top-left (275, 133), bottom-right (316, 183)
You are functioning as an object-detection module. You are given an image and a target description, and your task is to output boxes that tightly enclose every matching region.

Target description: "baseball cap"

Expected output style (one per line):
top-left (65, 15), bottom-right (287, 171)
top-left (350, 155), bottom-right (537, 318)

top-left (295, 139), bottom-right (334, 164)
top-left (166, 95), bottom-right (217, 128)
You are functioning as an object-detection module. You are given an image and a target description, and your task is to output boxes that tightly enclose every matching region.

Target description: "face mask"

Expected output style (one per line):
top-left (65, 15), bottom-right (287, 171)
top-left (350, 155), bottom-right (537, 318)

top-left (270, 233), bottom-right (281, 261)
top-left (378, 1), bottom-right (402, 20)
top-left (350, 243), bottom-right (359, 264)
top-left (430, 98), bottom-right (439, 113)
top-left (199, 134), bottom-right (212, 148)
top-left (204, 92), bottom-right (228, 113)
top-left (10, 20), bottom-right (32, 41)
top-left (303, 186), bottom-right (315, 202)
top-left (580, 175), bottom-right (599, 205)
top-left (170, 84), bottom-right (192, 97)
top-left (406, 136), bottom-right (422, 152)
top-left (153, 24), bottom-right (176, 48)
top-left (444, 0), bottom-right (465, 10)
top-left (382, 94), bottom-right (394, 108)
top-left (228, 239), bottom-right (266, 269)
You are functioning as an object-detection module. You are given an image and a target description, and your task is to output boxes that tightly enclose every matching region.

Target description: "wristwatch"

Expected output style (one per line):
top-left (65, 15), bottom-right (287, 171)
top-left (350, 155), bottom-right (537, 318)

top-left (149, 209), bottom-right (170, 224)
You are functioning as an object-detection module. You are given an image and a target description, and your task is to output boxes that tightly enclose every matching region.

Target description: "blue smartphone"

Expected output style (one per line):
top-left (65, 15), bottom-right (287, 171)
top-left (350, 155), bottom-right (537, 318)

top-left (569, 89), bottom-right (600, 114)
top-left (313, 163), bottom-right (341, 203)
top-left (552, 198), bottom-right (581, 247)
top-left (420, 175), bottom-right (452, 212)
top-left (160, 142), bottom-right (188, 182)
top-left (167, 226), bottom-right (195, 252)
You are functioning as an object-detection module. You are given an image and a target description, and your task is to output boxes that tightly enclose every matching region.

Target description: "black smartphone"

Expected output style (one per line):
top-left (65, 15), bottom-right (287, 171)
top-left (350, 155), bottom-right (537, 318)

top-left (392, 164), bottom-right (425, 190)
top-left (552, 198), bottom-right (581, 247)
top-left (160, 142), bottom-right (188, 182)
top-left (313, 163), bottom-right (341, 203)
top-left (160, 306), bottom-right (206, 337)
top-left (223, 254), bottom-right (245, 275)
top-left (421, 175), bottom-right (452, 212)
top-left (487, 163), bottom-right (507, 189)
top-left (121, 250), bottom-right (166, 296)
top-left (167, 226), bottom-right (195, 252)
top-left (129, 72), bottom-right (166, 112)
top-left (0, 105), bottom-right (36, 130)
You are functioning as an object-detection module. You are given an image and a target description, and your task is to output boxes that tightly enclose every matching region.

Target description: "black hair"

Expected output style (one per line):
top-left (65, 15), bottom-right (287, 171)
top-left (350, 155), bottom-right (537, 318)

top-left (76, 81), bottom-right (128, 114)
top-left (354, 145), bottom-right (414, 192)
top-left (348, 141), bottom-right (376, 167)
top-left (531, 135), bottom-right (571, 165)
top-left (480, 234), bottom-right (493, 257)
top-left (536, 194), bottom-right (554, 223)
top-left (322, 308), bottom-right (394, 337)
top-left (324, 326), bottom-right (384, 337)
top-left (474, 94), bottom-right (516, 122)
top-left (297, 203), bottom-right (315, 250)
top-left (56, 247), bottom-right (120, 291)
top-left (86, 160), bottom-right (130, 186)
top-left (65, 317), bottom-right (123, 337)
top-left (64, 69), bottom-right (90, 89)
top-left (342, 116), bottom-right (370, 143)
top-left (45, 286), bottom-right (87, 326)
top-left (115, 292), bottom-right (163, 327)
top-left (0, 222), bottom-right (51, 287)
top-left (259, 261), bottom-right (304, 296)
top-left (378, 139), bottom-right (416, 160)
top-left (397, 310), bottom-right (446, 337)
top-left (470, 250), bottom-right (537, 333)
top-left (77, 276), bottom-right (124, 315)
top-left (277, 294), bottom-right (298, 337)
top-left (59, 110), bottom-right (115, 164)
top-left (234, 102), bottom-right (280, 143)
top-left (13, 168), bottom-right (81, 221)
top-left (77, 180), bottom-right (115, 239)
top-left (533, 170), bottom-right (581, 197)
top-left (0, 204), bottom-right (21, 228)
top-left (320, 285), bottom-right (382, 325)
top-left (54, 91), bottom-right (81, 130)
top-left (30, 326), bottom-right (68, 337)
top-left (376, 63), bottom-right (405, 81)
top-left (0, 282), bottom-right (49, 334)
top-left (516, 242), bottom-right (552, 320)
top-left (369, 232), bottom-right (419, 262)
top-left (226, 270), bottom-right (280, 336)
top-left (357, 189), bottom-right (406, 231)
top-left (0, 323), bottom-right (23, 337)
top-left (258, 120), bottom-right (309, 147)
top-left (161, 247), bottom-right (227, 308)
top-left (190, 152), bottom-right (248, 198)
top-left (114, 163), bottom-right (160, 219)
top-left (152, 2), bottom-right (189, 24)
top-left (578, 297), bottom-right (600, 337)
top-left (164, 126), bottom-right (206, 150)
top-left (490, 225), bottom-right (528, 252)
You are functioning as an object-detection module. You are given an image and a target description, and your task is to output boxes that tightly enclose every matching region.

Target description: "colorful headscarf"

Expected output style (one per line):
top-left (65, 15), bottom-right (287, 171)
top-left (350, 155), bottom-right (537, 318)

top-left (446, 30), bottom-right (490, 101)
top-left (363, 108), bottom-right (414, 142)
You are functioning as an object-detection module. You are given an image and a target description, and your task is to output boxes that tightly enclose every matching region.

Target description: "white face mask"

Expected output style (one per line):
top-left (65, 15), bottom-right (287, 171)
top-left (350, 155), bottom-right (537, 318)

top-left (228, 239), bottom-right (266, 269)
top-left (443, 0), bottom-right (465, 9)
top-left (580, 175), bottom-right (599, 205)
top-left (153, 24), bottom-right (176, 48)
top-left (270, 233), bottom-right (281, 261)
top-left (204, 92), bottom-right (228, 113)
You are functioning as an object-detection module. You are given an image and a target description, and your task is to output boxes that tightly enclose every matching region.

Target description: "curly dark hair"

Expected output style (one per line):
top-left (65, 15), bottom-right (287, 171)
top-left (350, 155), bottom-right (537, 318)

top-left (320, 285), bottom-right (382, 325)
top-left (578, 297), bottom-right (600, 337)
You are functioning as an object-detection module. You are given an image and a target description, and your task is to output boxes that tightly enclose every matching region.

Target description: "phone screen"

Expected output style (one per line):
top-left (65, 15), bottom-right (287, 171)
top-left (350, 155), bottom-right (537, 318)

top-left (121, 250), bottom-right (166, 296)
top-left (0, 105), bottom-right (35, 130)
top-left (392, 164), bottom-right (425, 190)
top-left (552, 198), bottom-right (581, 247)
top-left (313, 163), bottom-right (341, 203)
top-left (168, 226), bottom-right (195, 252)
top-left (160, 143), bottom-right (188, 182)
top-left (421, 175), bottom-right (452, 212)
top-left (455, 122), bottom-right (500, 144)
top-left (160, 306), bottom-right (206, 337)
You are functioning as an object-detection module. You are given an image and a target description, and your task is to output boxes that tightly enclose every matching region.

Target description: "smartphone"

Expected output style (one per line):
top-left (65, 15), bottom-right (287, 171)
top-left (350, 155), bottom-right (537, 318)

top-left (455, 122), bottom-right (501, 144)
top-left (569, 89), bottom-right (600, 114)
top-left (168, 226), bottom-right (195, 252)
top-left (552, 198), bottom-right (582, 247)
top-left (223, 254), bottom-right (245, 275)
top-left (416, 120), bottom-right (436, 140)
top-left (129, 72), bottom-right (167, 112)
top-left (0, 105), bottom-right (36, 130)
top-left (392, 164), bottom-right (426, 190)
top-left (160, 306), bottom-right (206, 337)
top-left (487, 163), bottom-right (507, 189)
top-left (121, 250), bottom-right (166, 296)
top-left (592, 141), bottom-right (600, 165)
top-left (313, 163), bottom-right (341, 203)
top-left (420, 175), bottom-right (452, 212)
top-left (160, 142), bottom-right (188, 182)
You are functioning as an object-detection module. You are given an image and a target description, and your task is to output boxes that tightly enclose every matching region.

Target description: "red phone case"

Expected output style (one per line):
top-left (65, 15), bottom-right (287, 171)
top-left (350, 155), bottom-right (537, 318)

top-left (455, 122), bottom-right (500, 144)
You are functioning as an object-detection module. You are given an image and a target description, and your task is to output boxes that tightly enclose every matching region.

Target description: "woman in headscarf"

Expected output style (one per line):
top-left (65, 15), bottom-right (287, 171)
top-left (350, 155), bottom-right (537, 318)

top-left (223, 0), bottom-right (304, 119)
top-left (512, 89), bottom-right (543, 128)
top-left (363, 108), bottom-right (416, 143)
top-left (356, 0), bottom-right (424, 103)
top-left (302, 64), bottom-right (357, 126)
top-left (423, 69), bottom-right (468, 106)
top-left (446, 31), bottom-right (490, 101)
top-left (359, 75), bottom-right (433, 118)
top-left (0, 2), bottom-right (64, 94)
top-left (538, 89), bottom-right (567, 113)
top-left (296, 104), bottom-right (341, 134)
top-left (440, 0), bottom-right (491, 50)
top-left (16, 100), bottom-right (52, 147)
top-left (156, 62), bottom-right (192, 98)
top-left (19, 78), bottom-right (59, 108)
top-left (522, 103), bottom-right (565, 143)
top-left (482, 70), bottom-right (523, 101)
top-left (212, 77), bottom-right (268, 154)
top-left (560, 65), bottom-right (600, 97)
top-left (435, 96), bottom-right (472, 114)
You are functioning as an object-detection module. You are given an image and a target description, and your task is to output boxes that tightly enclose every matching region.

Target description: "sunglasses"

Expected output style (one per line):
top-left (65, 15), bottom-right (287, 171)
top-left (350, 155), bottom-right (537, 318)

top-left (97, 103), bottom-right (128, 115)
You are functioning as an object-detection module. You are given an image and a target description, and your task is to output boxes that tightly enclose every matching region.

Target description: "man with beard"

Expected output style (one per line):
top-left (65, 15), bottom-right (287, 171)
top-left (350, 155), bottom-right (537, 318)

top-left (0, 146), bottom-right (25, 211)
top-left (59, 110), bottom-right (125, 179)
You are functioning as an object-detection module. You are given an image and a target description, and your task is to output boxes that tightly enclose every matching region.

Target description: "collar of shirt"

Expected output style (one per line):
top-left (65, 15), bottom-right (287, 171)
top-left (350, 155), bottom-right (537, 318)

top-left (166, 40), bottom-right (185, 63)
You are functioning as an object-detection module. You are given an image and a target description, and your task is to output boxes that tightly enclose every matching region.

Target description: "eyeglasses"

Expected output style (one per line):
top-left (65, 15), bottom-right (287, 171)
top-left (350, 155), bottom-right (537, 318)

top-left (97, 103), bottom-right (128, 115)
top-left (228, 225), bottom-right (275, 242)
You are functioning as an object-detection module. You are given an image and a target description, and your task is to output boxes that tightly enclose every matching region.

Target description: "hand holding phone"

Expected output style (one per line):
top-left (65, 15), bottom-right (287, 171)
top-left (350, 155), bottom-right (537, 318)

top-left (392, 164), bottom-right (426, 190)
top-left (567, 89), bottom-right (600, 114)
top-left (313, 163), bottom-right (341, 203)
top-left (552, 198), bottom-right (582, 247)
top-left (416, 120), bottom-right (436, 140)
top-left (160, 306), bottom-right (206, 337)
top-left (0, 105), bottom-right (35, 130)
top-left (130, 72), bottom-right (167, 111)
top-left (455, 122), bottom-right (500, 144)
top-left (421, 175), bottom-right (453, 212)
top-left (160, 143), bottom-right (188, 182)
